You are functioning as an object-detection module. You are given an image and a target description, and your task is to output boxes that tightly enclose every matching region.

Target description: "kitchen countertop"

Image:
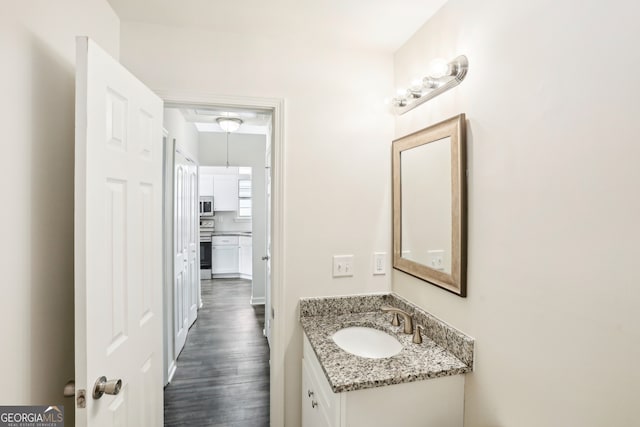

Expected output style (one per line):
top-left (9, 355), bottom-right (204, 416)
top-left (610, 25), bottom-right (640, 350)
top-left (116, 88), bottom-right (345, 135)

top-left (299, 293), bottom-right (474, 393)
top-left (211, 231), bottom-right (252, 237)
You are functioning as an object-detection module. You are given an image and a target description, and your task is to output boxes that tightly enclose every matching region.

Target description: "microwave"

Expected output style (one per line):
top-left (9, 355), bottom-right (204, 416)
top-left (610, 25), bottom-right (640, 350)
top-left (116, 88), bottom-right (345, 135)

top-left (199, 197), bottom-right (214, 216)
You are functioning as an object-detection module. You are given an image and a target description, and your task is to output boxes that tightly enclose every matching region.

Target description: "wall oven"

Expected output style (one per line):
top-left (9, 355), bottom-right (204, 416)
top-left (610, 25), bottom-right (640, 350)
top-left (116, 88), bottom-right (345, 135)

top-left (199, 196), bottom-right (214, 217)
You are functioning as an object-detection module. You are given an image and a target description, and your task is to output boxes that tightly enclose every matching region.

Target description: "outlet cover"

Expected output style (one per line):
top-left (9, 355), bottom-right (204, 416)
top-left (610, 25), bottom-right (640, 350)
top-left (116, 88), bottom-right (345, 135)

top-left (427, 250), bottom-right (445, 271)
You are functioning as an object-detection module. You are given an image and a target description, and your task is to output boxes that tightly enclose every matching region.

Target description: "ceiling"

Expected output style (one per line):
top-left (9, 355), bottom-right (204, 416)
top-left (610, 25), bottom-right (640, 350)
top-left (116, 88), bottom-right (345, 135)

top-left (107, 0), bottom-right (448, 52)
top-left (177, 106), bottom-right (272, 134)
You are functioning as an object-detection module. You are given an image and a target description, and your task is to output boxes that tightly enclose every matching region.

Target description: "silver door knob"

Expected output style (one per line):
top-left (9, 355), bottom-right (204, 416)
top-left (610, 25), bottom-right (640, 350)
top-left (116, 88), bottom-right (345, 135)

top-left (93, 376), bottom-right (122, 399)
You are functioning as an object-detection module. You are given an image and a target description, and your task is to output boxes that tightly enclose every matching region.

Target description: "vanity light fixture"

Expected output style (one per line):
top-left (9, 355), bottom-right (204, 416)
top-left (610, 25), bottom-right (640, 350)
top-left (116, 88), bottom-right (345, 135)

top-left (392, 55), bottom-right (468, 115)
top-left (216, 117), bottom-right (244, 167)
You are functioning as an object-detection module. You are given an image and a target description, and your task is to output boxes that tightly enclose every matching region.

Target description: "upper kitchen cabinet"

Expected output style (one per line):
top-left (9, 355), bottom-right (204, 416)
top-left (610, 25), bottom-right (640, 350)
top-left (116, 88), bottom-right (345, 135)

top-left (199, 174), bottom-right (214, 197)
top-left (213, 174), bottom-right (239, 211)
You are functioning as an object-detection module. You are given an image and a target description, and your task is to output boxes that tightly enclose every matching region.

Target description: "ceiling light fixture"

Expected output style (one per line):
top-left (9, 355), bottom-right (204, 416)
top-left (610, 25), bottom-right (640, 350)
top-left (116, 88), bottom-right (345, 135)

top-left (216, 117), bottom-right (244, 133)
top-left (392, 55), bottom-right (468, 115)
top-left (216, 117), bottom-right (244, 168)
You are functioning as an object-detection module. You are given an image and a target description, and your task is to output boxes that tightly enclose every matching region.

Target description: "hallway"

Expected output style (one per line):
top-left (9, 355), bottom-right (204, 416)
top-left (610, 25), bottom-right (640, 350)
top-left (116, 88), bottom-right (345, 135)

top-left (164, 278), bottom-right (270, 426)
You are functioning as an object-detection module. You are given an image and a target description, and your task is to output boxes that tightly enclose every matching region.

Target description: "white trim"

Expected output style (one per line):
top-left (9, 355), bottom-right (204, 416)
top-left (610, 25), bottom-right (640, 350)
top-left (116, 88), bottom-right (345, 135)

top-left (250, 296), bottom-right (266, 305)
top-left (158, 91), bottom-right (286, 427)
top-left (162, 136), bottom-right (176, 387)
top-left (166, 360), bottom-right (177, 384)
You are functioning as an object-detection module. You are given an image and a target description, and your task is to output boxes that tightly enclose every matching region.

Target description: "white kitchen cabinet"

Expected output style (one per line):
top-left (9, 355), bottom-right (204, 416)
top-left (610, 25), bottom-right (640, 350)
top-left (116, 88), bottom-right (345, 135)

top-left (302, 334), bottom-right (464, 427)
top-left (213, 174), bottom-right (238, 211)
top-left (199, 173), bottom-right (214, 197)
top-left (239, 236), bottom-right (252, 279)
top-left (211, 236), bottom-right (239, 275)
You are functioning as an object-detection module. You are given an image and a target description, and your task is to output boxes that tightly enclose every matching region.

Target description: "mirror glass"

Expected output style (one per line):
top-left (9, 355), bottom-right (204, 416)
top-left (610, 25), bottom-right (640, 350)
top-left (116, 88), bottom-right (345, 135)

top-left (401, 137), bottom-right (452, 272)
top-left (392, 114), bottom-right (467, 296)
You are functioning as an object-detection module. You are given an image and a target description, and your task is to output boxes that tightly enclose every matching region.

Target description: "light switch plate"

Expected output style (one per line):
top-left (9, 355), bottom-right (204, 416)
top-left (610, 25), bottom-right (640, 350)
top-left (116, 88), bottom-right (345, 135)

top-left (373, 252), bottom-right (386, 275)
top-left (333, 255), bottom-right (354, 277)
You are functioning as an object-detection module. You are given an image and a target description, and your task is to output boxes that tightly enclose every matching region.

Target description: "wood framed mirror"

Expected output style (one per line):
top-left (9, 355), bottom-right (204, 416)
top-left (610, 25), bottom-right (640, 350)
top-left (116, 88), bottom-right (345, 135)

top-left (392, 114), bottom-right (467, 296)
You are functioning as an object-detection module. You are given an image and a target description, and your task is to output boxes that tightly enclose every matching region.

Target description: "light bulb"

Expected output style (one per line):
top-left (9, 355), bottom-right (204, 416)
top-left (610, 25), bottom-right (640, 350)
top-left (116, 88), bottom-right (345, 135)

top-left (427, 58), bottom-right (450, 79)
top-left (423, 76), bottom-right (440, 89)
top-left (216, 117), bottom-right (243, 133)
top-left (407, 79), bottom-right (423, 98)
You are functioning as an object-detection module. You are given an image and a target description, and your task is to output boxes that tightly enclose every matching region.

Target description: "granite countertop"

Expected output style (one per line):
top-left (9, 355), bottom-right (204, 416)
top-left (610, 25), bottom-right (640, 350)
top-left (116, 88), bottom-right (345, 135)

top-left (299, 293), bottom-right (474, 393)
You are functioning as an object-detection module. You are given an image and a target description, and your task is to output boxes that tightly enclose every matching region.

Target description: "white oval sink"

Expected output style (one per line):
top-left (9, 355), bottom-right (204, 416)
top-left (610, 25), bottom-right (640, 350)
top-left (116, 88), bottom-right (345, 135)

top-left (332, 327), bottom-right (402, 359)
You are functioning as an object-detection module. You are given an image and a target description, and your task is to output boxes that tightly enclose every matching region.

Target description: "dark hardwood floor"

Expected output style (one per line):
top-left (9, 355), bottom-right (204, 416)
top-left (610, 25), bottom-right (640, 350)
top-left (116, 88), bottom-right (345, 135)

top-left (164, 278), bottom-right (270, 426)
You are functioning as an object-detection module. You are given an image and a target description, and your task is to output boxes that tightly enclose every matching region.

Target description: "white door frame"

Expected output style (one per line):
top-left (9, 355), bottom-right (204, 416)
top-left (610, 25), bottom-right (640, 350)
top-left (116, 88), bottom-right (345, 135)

top-left (160, 91), bottom-right (285, 426)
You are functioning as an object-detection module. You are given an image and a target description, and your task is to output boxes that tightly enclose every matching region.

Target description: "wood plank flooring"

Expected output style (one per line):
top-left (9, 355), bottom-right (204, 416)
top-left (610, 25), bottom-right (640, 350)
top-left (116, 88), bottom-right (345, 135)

top-left (164, 278), bottom-right (270, 426)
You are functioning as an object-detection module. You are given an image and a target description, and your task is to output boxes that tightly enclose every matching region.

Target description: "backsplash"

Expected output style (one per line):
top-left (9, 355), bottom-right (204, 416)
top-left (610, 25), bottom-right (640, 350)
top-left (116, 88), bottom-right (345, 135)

top-left (212, 211), bottom-right (252, 232)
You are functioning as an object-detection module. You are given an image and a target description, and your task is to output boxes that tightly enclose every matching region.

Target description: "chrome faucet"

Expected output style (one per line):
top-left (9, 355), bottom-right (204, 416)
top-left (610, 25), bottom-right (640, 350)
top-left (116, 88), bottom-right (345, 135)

top-left (380, 305), bottom-right (413, 334)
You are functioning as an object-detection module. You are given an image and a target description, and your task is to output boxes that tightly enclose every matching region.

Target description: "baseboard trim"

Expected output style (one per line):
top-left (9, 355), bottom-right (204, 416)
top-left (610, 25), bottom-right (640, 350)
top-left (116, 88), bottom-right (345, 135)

top-left (167, 361), bottom-right (177, 385)
top-left (250, 296), bottom-right (265, 305)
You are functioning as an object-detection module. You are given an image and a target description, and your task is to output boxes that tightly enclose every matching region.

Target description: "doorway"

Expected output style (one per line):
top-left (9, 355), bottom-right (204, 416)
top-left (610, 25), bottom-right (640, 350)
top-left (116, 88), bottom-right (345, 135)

top-left (161, 97), bottom-right (283, 425)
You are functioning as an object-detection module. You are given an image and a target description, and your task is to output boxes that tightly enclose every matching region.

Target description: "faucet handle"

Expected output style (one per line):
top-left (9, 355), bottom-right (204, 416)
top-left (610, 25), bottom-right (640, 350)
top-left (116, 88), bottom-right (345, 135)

top-left (390, 313), bottom-right (400, 326)
top-left (412, 323), bottom-right (425, 344)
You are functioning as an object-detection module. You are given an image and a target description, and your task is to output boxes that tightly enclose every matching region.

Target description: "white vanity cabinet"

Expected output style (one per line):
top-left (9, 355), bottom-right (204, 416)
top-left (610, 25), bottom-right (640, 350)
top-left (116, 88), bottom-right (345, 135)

top-left (302, 335), bottom-right (465, 427)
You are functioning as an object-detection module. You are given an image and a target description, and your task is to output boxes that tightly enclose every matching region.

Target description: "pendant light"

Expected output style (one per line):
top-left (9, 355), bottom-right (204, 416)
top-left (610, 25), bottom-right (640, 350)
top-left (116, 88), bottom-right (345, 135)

top-left (216, 117), bottom-right (243, 168)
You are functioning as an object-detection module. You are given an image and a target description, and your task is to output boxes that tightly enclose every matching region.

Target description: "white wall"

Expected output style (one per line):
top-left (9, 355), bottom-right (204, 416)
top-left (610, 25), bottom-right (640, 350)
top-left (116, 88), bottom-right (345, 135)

top-left (161, 108), bottom-right (199, 384)
top-left (0, 1), bottom-right (120, 423)
top-left (200, 134), bottom-right (267, 302)
top-left (393, 0), bottom-right (640, 425)
top-left (163, 108), bottom-right (199, 161)
top-left (119, 22), bottom-right (394, 425)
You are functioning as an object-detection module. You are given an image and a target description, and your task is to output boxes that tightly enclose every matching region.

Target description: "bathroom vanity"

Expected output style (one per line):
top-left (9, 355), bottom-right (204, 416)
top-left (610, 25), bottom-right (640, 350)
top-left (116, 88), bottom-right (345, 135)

top-left (299, 294), bottom-right (474, 427)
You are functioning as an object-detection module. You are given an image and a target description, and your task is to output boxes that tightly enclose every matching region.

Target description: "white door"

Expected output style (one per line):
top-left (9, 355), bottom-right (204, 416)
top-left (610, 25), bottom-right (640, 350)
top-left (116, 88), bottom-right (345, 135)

top-left (74, 37), bottom-right (163, 426)
top-left (264, 162), bottom-right (273, 345)
top-left (174, 151), bottom-right (190, 356)
top-left (187, 163), bottom-right (199, 326)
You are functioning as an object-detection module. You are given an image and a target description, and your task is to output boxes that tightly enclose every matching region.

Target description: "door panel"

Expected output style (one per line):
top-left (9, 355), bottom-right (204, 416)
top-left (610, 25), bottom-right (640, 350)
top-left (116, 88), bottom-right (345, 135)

top-left (188, 165), bottom-right (199, 325)
top-left (174, 153), bottom-right (198, 352)
top-left (174, 159), bottom-right (188, 356)
top-left (265, 159), bottom-right (272, 345)
top-left (75, 37), bottom-right (163, 426)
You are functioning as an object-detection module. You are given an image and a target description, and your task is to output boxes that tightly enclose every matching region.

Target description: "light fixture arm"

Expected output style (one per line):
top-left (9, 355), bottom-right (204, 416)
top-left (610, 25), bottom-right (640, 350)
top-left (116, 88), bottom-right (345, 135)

top-left (394, 55), bottom-right (468, 115)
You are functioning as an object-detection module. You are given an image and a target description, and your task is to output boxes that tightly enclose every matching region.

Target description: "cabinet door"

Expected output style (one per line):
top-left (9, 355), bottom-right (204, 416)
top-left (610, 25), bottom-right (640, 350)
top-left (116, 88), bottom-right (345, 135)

top-left (302, 359), bottom-right (327, 427)
top-left (303, 335), bottom-right (341, 426)
top-left (199, 174), bottom-right (214, 197)
top-left (239, 237), bottom-right (252, 277)
top-left (213, 174), bottom-right (238, 211)
top-left (212, 245), bottom-right (239, 274)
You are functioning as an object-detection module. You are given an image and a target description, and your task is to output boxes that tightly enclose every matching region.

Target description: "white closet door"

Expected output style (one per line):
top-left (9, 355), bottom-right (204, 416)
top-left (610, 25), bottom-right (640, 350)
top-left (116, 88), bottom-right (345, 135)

top-left (188, 164), bottom-right (199, 326)
top-left (174, 156), bottom-right (189, 357)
